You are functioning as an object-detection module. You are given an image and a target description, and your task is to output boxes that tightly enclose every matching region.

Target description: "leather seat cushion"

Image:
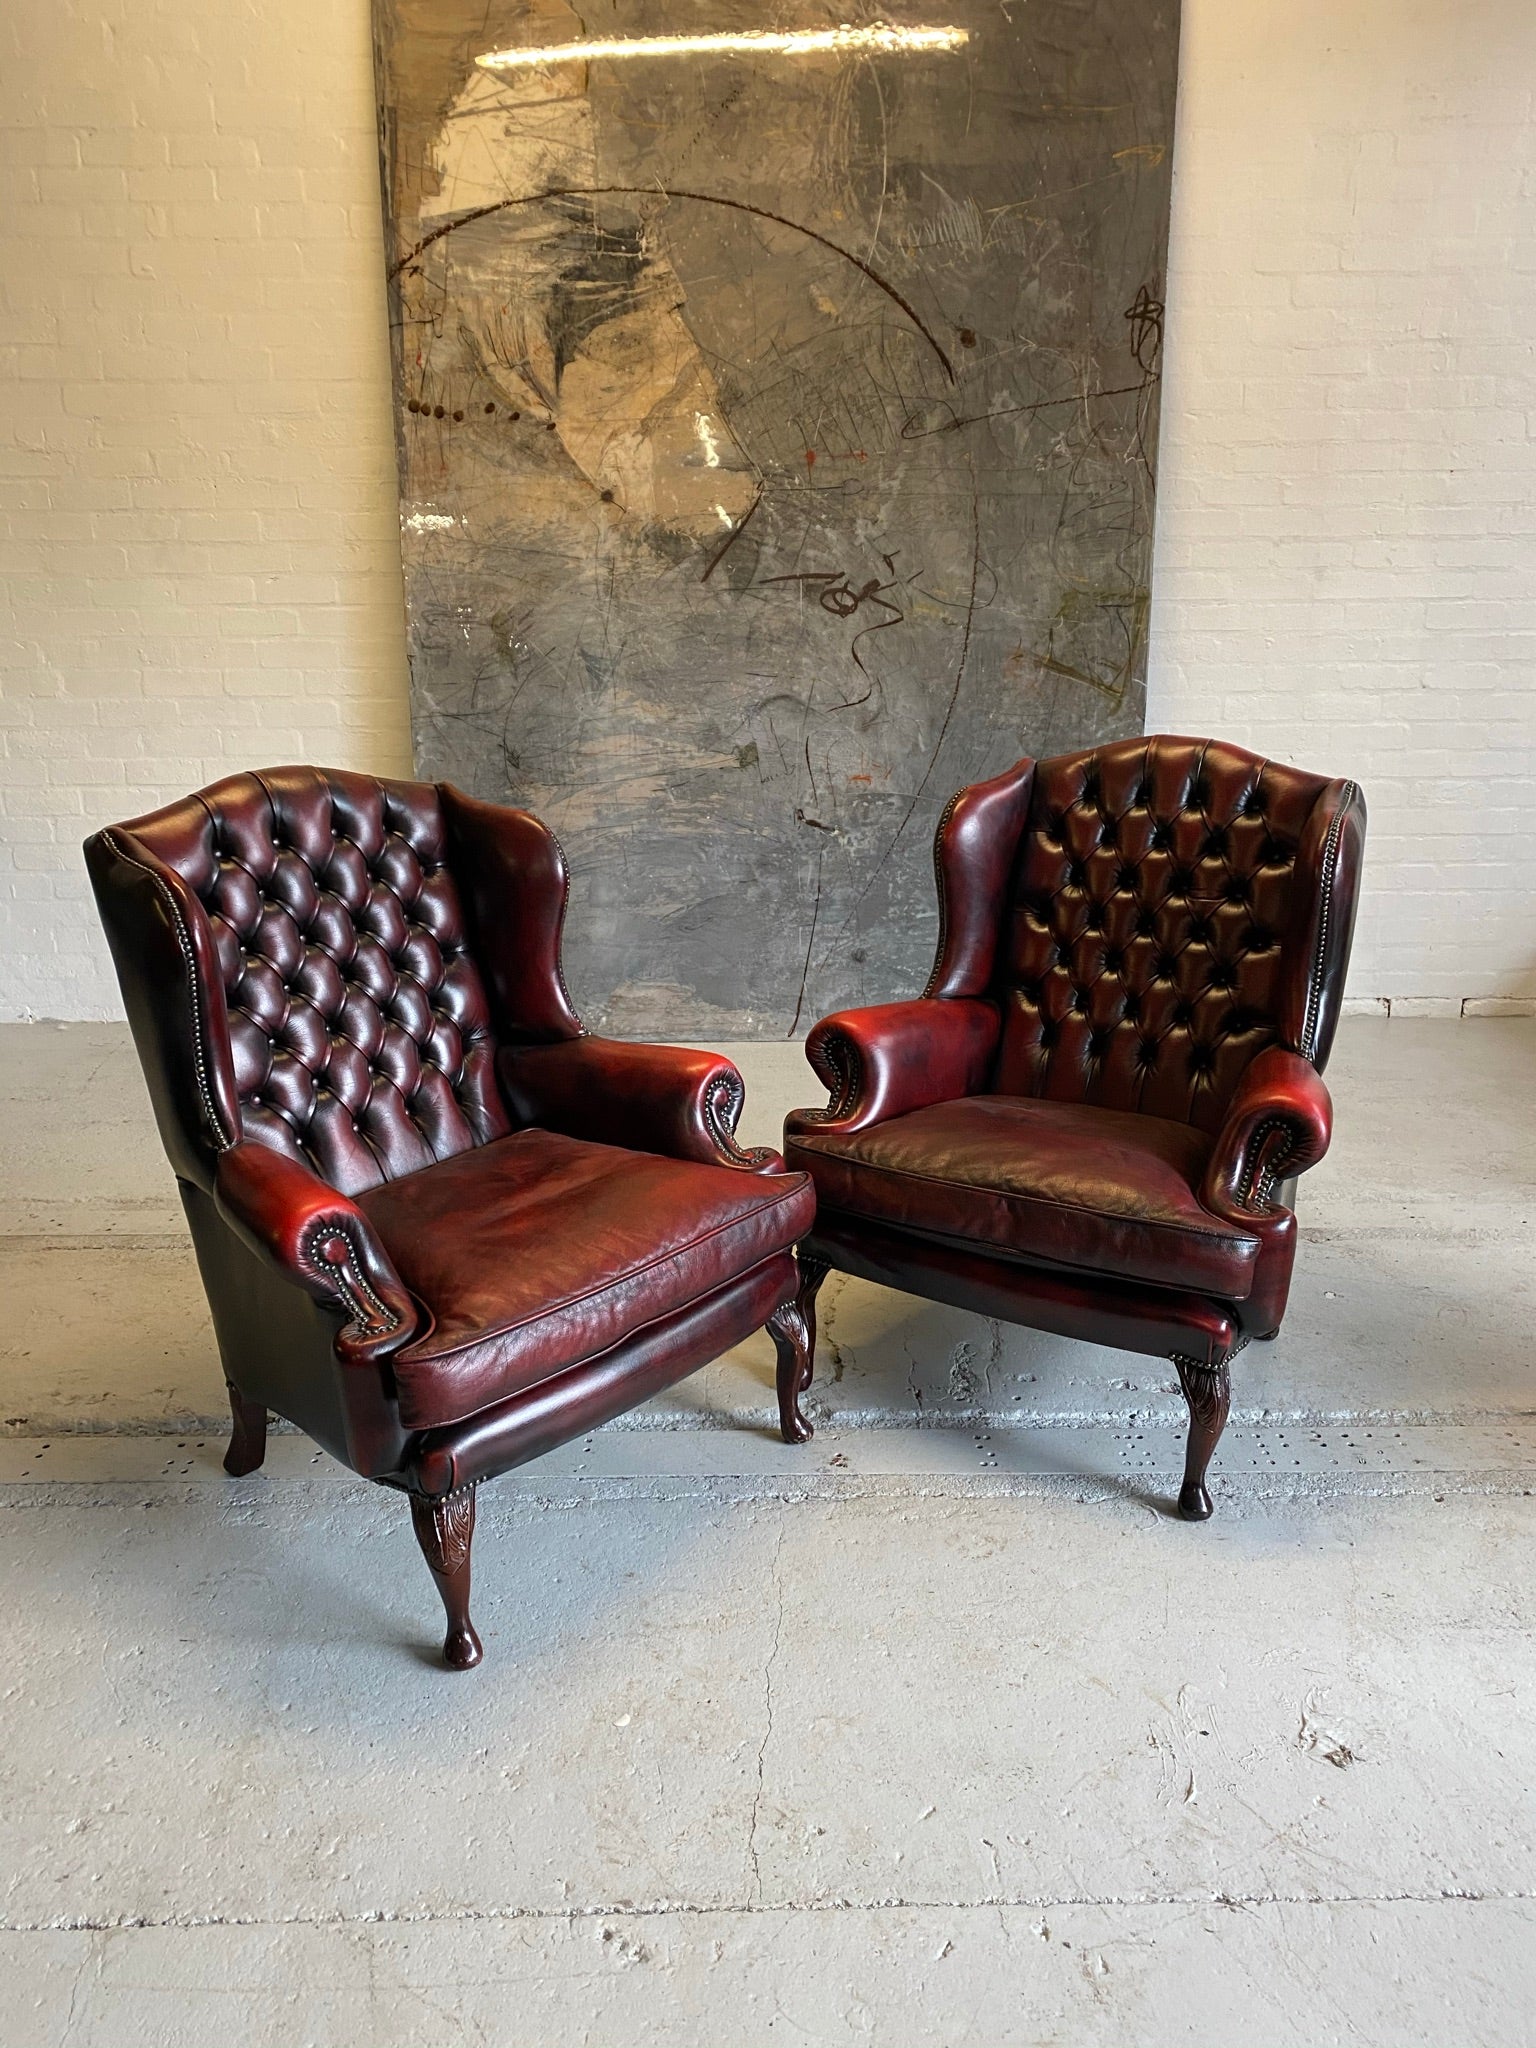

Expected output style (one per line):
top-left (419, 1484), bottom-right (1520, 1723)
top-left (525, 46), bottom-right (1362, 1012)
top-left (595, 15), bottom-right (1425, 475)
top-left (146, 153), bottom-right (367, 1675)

top-left (360, 1129), bottom-right (815, 1428)
top-left (787, 1095), bottom-right (1259, 1299)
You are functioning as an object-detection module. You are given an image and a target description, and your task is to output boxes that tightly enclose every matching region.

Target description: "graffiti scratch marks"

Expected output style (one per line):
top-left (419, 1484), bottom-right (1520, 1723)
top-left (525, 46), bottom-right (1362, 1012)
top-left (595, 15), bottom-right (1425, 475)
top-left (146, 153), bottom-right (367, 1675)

top-left (700, 485), bottom-right (764, 583)
top-left (390, 185), bottom-right (958, 383)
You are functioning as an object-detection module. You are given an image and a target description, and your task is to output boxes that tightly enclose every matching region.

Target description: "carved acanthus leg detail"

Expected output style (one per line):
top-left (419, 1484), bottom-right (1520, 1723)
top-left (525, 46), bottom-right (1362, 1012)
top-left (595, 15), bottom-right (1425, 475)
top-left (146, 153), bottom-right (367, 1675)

top-left (771, 1254), bottom-right (828, 1444)
top-left (1173, 1355), bottom-right (1233, 1522)
top-left (222, 1382), bottom-right (267, 1477)
top-left (410, 1487), bottom-right (483, 1670)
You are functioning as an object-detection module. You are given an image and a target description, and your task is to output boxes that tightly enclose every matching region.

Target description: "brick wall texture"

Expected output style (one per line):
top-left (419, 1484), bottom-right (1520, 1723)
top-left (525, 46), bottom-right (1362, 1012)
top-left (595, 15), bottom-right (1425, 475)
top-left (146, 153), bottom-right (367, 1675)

top-left (0, 0), bottom-right (411, 1018)
top-left (1147, 0), bottom-right (1536, 1012)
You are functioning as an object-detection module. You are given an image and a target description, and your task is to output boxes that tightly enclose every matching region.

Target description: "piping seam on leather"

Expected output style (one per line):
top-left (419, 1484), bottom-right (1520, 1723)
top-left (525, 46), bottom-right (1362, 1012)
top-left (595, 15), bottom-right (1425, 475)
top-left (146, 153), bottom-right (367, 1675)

top-left (389, 1178), bottom-right (810, 1368)
top-left (1301, 782), bottom-right (1356, 1061)
top-left (701, 1066), bottom-right (778, 1168)
top-left (921, 786), bottom-right (967, 999)
top-left (299, 1220), bottom-right (403, 1337)
top-left (542, 823), bottom-right (583, 1029)
top-left (799, 1030), bottom-right (861, 1123)
top-left (784, 1144), bottom-right (1259, 1254)
top-left (1234, 1114), bottom-right (1296, 1210)
top-left (102, 831), bottom-right (233, 1152)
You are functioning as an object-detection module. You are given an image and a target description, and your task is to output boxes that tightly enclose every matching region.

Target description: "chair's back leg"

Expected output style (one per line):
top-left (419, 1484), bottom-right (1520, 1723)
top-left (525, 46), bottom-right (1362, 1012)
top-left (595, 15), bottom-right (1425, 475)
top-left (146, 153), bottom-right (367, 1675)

top-left (410, 1487), bottom-right (483, 1669)
top-left (223, 1382), bottom-right (268, 1477)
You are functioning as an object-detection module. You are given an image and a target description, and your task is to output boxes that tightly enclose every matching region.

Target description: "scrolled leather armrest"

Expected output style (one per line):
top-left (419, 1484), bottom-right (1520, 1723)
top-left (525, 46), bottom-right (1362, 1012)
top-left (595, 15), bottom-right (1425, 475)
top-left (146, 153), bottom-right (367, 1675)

top-left (786, 998), bottom-right (1001, 1139)
top-left (1198, 1046), bottom-right (1333, 1221)
top-left (213, 1141), bottom-right (420, 1366)
top-left (499, 1037), bottom-right (787, 1173)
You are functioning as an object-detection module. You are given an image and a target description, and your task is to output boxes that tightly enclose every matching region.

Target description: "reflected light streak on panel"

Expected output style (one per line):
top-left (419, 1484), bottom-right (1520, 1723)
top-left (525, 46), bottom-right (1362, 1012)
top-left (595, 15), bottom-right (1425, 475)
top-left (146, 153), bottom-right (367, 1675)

top-left (476, 23), bottom-right (969, 71)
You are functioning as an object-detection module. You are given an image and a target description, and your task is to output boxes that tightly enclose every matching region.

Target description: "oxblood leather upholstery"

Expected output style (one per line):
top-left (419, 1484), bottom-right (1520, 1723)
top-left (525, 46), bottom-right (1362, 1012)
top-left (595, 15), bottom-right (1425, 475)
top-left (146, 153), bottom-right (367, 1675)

top-left (359, 1129), bottom-right (812, 1428)
top-left (85, 765), bottom-right (814, 1664)
top-left (786, 735), bottom-right (1365, 1519)
top-left (789, 1096), bottom-right (1260, 1300)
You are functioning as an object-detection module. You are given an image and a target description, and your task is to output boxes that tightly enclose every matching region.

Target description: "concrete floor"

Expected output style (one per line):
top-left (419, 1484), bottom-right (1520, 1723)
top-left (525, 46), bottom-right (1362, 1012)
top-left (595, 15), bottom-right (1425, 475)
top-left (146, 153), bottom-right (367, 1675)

top-left (1, 1018), bottom-right (1533, 2044)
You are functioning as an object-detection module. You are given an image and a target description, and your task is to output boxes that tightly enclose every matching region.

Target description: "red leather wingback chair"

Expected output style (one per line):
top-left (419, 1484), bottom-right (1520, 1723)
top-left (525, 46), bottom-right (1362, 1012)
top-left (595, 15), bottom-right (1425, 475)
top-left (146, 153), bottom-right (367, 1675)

top-left (85, 767), bottom-right (814, 1666)
top-left (782, 736), bottom-right (1364, 1519)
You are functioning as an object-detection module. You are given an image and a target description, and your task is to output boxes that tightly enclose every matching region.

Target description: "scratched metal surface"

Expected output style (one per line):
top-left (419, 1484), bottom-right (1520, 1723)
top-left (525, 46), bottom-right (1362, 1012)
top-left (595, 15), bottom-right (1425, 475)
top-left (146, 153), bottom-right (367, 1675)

top-left (373, 0), bottom-right (1179, 1037)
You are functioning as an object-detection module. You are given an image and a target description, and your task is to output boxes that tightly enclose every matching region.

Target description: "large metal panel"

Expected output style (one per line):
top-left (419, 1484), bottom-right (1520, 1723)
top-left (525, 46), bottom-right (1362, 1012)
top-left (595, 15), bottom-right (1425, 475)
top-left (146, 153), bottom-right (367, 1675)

top-left (374, 1), bottom-right (1179, 1036)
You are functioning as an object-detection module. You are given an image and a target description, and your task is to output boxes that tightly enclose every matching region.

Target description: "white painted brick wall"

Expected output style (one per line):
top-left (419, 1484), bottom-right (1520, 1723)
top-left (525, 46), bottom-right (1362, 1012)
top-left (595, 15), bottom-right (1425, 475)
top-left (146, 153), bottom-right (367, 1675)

top-left (2, 0), bottom-right (1532, 1018)
top-left (1148, 0), bottom-right (1536, 1011)
top-left (0, 0), bottom-right (410, 1018)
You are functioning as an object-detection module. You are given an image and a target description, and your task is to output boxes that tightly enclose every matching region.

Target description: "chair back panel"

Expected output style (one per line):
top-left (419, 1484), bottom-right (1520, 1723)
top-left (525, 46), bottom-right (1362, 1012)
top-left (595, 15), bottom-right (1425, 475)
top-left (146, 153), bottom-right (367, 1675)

top-left (990, 736), bottom-right (1359, 1135)
top-left (110, 766), bottom-right (509, 1195)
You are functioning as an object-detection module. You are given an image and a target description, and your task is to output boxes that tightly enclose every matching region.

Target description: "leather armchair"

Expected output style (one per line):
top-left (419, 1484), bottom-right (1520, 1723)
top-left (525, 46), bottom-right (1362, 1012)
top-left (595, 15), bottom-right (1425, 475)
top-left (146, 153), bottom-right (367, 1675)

top-left (782, 736), bottom-right (1365, 1519)
top-left (85, 767), bottom-right (814, 1666)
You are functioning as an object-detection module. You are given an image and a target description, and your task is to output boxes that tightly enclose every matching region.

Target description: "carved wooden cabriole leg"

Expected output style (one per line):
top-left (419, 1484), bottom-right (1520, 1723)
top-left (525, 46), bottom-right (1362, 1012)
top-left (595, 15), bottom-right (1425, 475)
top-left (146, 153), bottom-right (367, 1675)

top-left (771, 1254), bottom-right (829, 1445)
top-left (768, 1301), bottom-right (813, 1445)
top-left (410, 1487), bottom-right (483, 1670)
top-left (222, 1382), bottom-right (267, 1477)
top-left (796, 1253), bottom-right (831, 1361)
top-left (1173, 1355), bottom-right (1233, 1522)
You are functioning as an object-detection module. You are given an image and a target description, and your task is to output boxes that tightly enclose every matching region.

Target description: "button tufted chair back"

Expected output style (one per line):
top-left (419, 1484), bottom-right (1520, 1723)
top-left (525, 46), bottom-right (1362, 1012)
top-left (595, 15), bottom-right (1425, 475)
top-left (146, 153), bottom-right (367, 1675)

top-left (88, 766), bottom-right (519, 1197)
top-left (989, 736), bottom-right (1364, 1135)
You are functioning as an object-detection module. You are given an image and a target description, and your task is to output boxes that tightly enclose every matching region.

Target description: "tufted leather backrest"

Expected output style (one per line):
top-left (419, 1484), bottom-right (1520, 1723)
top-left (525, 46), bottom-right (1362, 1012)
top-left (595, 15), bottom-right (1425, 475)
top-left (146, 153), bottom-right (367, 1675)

top-left (94, 767), bottom-right (511, 1196)
top-left (990, 736), bottom-right (1364, 1134)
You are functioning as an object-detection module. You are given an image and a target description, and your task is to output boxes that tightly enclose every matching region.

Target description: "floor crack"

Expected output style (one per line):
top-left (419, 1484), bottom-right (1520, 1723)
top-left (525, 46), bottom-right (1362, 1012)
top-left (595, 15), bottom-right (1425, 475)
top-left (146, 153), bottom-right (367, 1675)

top-left (745, 1520), bottom-right (787, 1907)
top-left (4, 1887), bottom-right (1531, 1937)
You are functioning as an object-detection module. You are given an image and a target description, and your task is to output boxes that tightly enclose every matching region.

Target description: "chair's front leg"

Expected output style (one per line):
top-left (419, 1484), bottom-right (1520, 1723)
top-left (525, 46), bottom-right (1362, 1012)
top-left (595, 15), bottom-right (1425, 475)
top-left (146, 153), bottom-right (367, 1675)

top-left (770, 1254), bottom-right (828, 1444)
top-left (222, 1382), bottom-right (267, 1477)
top-left (768, 1300), bottom-right (813, 1444)
top-left (1173, 1355), bottom-right (1232, 1521)
top-left (409, 1487), bottom-right (483, 1669)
